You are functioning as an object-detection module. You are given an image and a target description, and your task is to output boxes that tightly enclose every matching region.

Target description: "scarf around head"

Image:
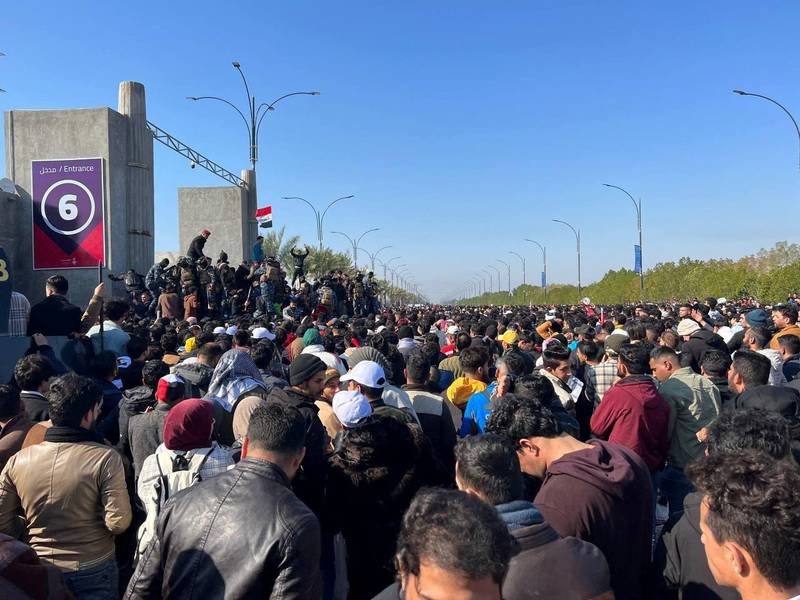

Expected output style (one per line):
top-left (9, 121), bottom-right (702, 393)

top-left (163, 398), bottom-right (214, 451)
top-left (204, 349), bottom-right (266, 412)
top-left (303, 328), bottom-right (323, 347)
top-left (348, 346), bottom-right (393, 379)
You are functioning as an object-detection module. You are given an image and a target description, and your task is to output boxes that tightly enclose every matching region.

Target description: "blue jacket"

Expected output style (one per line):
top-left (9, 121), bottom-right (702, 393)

top-left (459, 382), bottom-right (497, 437)
top-left (253, 241), bottom-right (264, 263)
top-left (495, 500), bottom-right (545, 530)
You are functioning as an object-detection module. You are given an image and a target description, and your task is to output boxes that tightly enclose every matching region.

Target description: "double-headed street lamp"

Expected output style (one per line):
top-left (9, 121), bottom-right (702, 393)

top-left (331, 228), bottom-right (379, 270)
top-left (187, 61), bottom-right (319, 170)
top-left (524, 239), bottom-right (547, 302)
top-left (391, 264), bottom-right (407, 290)
top-left (378, 256), bottom-right (401, 281)
top-left (603, 184), bottom-right (643, 292)
top-left (733, 89), bottom-right (800, 169)
top-left (553, 219), bottom-right (581, 295)
top-left (363, 245), bottom-right (394, 274)
top-left (282, 195), bottom-right (354, 250)
top-left (497, 259), bottom-right (511, 295)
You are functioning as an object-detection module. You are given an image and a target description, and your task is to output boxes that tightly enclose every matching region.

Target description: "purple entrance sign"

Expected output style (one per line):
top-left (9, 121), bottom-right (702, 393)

top-left (31, 158), bottom-right (105, 270)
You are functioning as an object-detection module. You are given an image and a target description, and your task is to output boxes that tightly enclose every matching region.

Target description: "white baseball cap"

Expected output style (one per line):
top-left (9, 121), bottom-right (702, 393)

top-left (332, 390), bottom-right (373, 428)
top-left (340, 360), bottom-right (387, 388)
top-left (226, 326), bottom-right (239, 335)
top-left (251, 327), bottom-right (276, 341)
top-left (213, 326), bottom-right (226, 335)
top-left (446, 325), bottom-right (461, 335)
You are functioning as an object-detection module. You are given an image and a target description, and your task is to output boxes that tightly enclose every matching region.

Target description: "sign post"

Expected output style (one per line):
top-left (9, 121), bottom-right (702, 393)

top-left (31, 158), bottom-right (105, 270)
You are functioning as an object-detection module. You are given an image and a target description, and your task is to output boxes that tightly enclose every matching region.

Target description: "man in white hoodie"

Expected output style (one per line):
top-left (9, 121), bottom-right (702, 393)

top-left (744, 326), bottom-right (786, 386)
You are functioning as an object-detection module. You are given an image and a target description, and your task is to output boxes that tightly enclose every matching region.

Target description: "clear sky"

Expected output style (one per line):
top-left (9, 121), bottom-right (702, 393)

top-left (2, 1), bottom-right (799, 300)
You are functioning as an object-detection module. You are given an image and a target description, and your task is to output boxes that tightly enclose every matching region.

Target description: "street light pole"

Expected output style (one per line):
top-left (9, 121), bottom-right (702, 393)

top-left (331, 228), bottom-right (380, 270)
top-left (474, 273), bottom-right (486, 295)
top-left (187, 62), bottom-right (319, 171)
top-left (383, 256), bottom-right (401, 281)
top-left (282, 195), bottom-right (354, 250)
top-left (508, 251), bottom-right (526, 286)
top-left (524, 239), bottom-right (547, 303)
top-left (733, 89), bottom-right (800, 169)
top-left (497, 259), bottom-right (511, 296)
top-left (603, 184), bottom-right (643, 293)
top-left (553, 219), bottom-right (581, 295)
top-left (488, 265), bottom-right (502, 295)
top-left (481, 268), bottom-right (493, 294)
top-left (364, 245), bottom-right (393, 273)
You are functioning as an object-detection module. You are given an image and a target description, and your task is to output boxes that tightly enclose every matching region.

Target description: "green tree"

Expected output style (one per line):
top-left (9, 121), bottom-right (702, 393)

top-left (458, 241), bottom-right (800, 305)
top-left (305, 247), bottom-right (353, 278)
top-left (260, 226), bottom-right (301, 274)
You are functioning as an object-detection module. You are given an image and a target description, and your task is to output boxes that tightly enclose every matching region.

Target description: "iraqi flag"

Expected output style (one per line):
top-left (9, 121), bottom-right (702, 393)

top-left (255, 206), bottom-right (273, 228)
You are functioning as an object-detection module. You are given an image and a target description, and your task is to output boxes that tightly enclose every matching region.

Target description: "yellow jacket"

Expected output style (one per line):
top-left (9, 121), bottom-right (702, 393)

top-left (446, 376), bottom-right (488, 409)
top-left (770, 325), bottom-right (800, 349)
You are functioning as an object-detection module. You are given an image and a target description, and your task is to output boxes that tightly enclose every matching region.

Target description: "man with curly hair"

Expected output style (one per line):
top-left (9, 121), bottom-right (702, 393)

top-left (687, 450), bottom-right (800, 600)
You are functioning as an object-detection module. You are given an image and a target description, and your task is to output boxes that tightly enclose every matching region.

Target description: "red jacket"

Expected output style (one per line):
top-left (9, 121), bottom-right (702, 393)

top-left (590, 376), bottom-right (669, 472)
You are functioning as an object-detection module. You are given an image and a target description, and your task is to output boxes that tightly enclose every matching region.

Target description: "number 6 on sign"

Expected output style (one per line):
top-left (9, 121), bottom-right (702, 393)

top-left (59, 194), bottom-right (78, 221)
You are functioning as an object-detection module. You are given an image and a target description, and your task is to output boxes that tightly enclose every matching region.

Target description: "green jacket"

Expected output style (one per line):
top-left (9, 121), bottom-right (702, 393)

top-left (657, 367), bottom-right (721, 469)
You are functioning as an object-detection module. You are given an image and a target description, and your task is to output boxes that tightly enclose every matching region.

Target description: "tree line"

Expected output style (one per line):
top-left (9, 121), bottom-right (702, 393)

top-left (459, 241), bottom-right (800, 306)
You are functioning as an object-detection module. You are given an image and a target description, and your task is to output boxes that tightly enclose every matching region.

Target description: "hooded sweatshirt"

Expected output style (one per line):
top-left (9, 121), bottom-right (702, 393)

top-left (590, 375), bottom-right (670, 471)
top-left (445, 376), bottom-right (487, 409)
top-left (757, 348), bottom-right (788, 386)
top-left (498, 500), bottom-right (612, 600)
top-left (535, 439), bottom-right (653, 600)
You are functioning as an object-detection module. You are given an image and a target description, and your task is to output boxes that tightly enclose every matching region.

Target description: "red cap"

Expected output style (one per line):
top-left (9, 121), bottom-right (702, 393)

top-left (156, 374), bottom-right (184, 403)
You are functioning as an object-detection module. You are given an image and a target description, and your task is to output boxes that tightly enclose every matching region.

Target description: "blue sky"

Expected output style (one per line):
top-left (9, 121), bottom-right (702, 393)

top-left (2, 1), bottom-right (799, 300)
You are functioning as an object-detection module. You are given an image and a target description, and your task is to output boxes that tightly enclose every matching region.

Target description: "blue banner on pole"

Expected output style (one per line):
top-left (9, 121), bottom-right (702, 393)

top-left (541, 271), bottom-right (546, 288)
top-left (634, 244), bottom-right (642, 274)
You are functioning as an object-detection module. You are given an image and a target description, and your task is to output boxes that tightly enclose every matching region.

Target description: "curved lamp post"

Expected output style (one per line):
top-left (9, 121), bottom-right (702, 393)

top-left (524, 239), bottom-right (547, 302)
top-left (603, 184), bottom-right (643, 292)
top-left (187, 61), bottom-right (319, 170)
top-left (733, 89), bottom-right (800, 169)
top-left (488, 265), bottom-right (502, 295)
top-left (497, 259), bottom-right (511, 295)
top-left (363, 245), bottom-right (394, 274)
top-left (281, 195), bottom-right (354, 250)
top-left (331, 228), bottom-right (379, 270)
top-left (553, 219), bottom-right (581, 295)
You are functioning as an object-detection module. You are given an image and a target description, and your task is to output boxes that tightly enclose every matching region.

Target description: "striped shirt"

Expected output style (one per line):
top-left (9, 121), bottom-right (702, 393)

top-left (3, 292), bottom-right (30, 337)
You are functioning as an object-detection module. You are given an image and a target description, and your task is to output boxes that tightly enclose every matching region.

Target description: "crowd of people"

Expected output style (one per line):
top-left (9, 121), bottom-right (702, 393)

top-left (105, 230), bottom-right (384, 324)
top-left (1, 256), bottom-right (799, 599)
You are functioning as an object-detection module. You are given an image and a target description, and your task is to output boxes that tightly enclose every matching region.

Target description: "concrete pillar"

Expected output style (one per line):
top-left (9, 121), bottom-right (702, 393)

top-left (118, 82), bottom-right (154, 273)
top-left (241, 169), bottom-right (257, 257)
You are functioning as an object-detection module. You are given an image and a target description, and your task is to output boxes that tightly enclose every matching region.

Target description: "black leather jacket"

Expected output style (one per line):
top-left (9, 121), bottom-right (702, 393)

top-left (125, 459), bottom-right (322, 600)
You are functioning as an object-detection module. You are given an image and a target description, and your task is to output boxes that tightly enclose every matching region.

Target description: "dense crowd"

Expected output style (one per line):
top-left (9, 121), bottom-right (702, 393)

top-left (0, 242), bottom-right (799, 599)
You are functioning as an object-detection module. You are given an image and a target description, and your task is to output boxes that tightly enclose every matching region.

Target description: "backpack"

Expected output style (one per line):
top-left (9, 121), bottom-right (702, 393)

top-left (320, 286), bottom-right (334, 306)
top-left (135, 448), bottom-right (214, 561)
